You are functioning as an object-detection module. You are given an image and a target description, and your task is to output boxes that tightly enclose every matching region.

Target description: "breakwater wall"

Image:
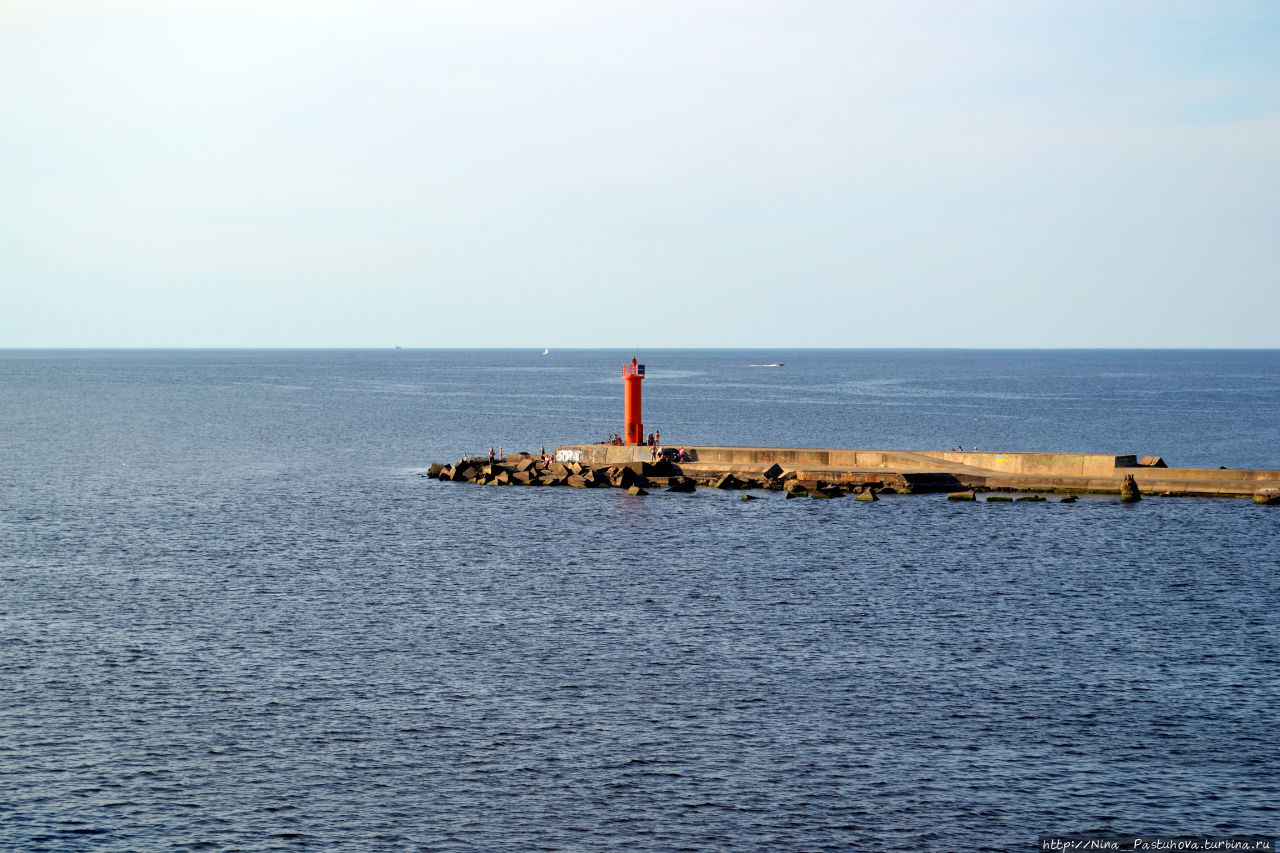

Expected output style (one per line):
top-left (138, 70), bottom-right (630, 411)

top-left (427, 446), bottom-right (1280, 501)
top-left (550, 445), bottom-right (1280, 500)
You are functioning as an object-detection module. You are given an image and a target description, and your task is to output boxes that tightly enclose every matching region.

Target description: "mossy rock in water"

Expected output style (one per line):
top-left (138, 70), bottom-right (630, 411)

top-left (986, 495), bottom-right (1013, 502)
top-left (1119, 473), bottom-right (1142, 502)
top-left (948, 491), bottom-right (976, 501)
top-left (627, 486), bottom-right (648, 496)
top-left (785, 490), bottom-right (803, 499)
top-left (740, 494), bottom-right (757, 501)
top-left (1017, 495), bottom-right (1046, 502)
top-left (855, 489), bottom-right (878, 502)
top-left (1060, 495), bottom-right (1078, 503)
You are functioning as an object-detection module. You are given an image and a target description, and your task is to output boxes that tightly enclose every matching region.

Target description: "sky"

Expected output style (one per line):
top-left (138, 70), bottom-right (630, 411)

top-left (2, 0), bottom-right (1277, 348)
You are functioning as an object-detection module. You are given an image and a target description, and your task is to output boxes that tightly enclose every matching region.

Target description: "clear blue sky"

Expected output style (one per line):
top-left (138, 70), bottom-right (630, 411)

top-left (2, 0), bottom-right (1277, 348)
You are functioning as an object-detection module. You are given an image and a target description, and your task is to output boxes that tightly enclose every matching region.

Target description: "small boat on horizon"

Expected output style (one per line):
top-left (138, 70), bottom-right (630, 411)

top-left (542, 348), bottom-right (550, 355)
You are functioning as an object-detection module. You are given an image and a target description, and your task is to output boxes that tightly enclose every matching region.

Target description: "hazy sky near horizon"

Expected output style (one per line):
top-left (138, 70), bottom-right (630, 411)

top-left (2, 0), bottom-right (1277, 348)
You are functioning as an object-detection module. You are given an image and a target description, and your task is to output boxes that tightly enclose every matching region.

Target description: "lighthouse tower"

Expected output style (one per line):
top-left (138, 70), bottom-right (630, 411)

top-left (622, 358), bottom-right (645, 445)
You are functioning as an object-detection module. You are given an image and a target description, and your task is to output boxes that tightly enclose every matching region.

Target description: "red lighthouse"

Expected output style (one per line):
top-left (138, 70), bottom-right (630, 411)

top-left (622, 358), bottom-right (645, 445)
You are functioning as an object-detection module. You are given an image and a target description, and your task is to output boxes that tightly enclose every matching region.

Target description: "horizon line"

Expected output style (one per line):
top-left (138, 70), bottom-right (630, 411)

top-left (2, 345), bottom-right (1277, 353)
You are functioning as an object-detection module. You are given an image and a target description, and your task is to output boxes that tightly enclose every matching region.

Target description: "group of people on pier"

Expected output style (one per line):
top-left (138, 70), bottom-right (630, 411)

top-left (602, 429), bottom-right (662, 447)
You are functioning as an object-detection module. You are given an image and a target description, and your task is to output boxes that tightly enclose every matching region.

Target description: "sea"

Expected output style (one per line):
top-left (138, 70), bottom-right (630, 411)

top-left (2, 348), bottom-right (1277, 852)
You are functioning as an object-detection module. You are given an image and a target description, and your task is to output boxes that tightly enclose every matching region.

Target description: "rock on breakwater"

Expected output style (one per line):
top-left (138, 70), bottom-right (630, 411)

top-left (428, 452), bottom-right (900, 499)
top-left (428, 453), bottom-right (781, 494)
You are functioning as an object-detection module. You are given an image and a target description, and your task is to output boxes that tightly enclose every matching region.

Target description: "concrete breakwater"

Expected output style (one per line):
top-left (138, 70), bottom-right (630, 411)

top-left (428, 445), bottom-right (1280, 502)
top-left (427, 453), bottom-right (812, 496)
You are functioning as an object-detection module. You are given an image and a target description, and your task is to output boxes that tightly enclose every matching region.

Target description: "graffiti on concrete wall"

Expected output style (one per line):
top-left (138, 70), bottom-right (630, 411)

top-left (555, 448), bottom-right (583, 463)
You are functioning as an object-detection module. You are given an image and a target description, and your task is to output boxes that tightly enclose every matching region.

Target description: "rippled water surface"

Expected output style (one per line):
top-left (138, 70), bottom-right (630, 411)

top-left (2, 349), bottom-right (1278, 852)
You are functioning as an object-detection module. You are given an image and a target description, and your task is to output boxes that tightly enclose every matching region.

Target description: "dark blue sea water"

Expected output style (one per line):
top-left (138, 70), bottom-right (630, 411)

top-left (2, 349), bottom-right (1278, 852)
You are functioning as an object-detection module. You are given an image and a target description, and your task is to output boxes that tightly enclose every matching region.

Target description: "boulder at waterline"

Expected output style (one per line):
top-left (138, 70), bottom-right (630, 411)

top-left (1120, 474), bottom-right (1142, 502)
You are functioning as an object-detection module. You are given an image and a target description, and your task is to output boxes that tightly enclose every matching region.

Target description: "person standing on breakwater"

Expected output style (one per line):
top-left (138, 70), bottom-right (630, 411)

top-left (489, 446), bottom-right (495, 463)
